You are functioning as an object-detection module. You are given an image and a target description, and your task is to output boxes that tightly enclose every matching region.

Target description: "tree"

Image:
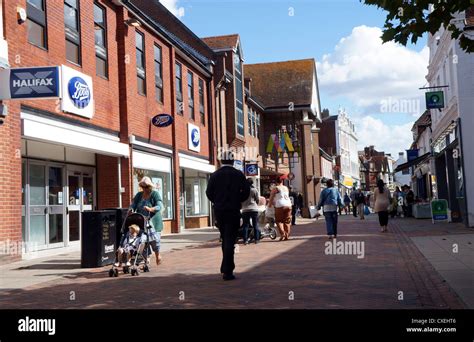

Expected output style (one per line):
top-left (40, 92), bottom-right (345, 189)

top-left (361, 0), bottom-right (474, 53)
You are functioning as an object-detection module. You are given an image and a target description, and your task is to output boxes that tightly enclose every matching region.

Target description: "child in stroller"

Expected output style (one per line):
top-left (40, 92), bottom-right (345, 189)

top-left (114, 224), bottom-right (140, 267)
top-left (109, 213), bottom-right (152, 277)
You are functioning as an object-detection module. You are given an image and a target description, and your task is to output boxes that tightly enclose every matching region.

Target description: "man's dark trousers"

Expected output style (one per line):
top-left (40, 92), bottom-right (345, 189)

top-left (215, 210), bottom-right (240, 276)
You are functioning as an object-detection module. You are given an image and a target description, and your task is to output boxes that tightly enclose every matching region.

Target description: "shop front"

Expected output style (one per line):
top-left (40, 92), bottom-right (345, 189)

top-left (131, 148), bottom-right (174, 234)
top-left (20, 111), bottom-right (129, 255)
top-left (179, 153), bottom-right (215, 230)
top-left (432, 122), bottom-right (465, 223)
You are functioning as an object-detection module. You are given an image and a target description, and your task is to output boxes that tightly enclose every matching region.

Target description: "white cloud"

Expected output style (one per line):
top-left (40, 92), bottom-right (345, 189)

top-left (160, 0), bottom-right (185, 18)
top-left (317, 26), bottom-right (429, 116)
top-left (356, 116), bottom-right (414, 157)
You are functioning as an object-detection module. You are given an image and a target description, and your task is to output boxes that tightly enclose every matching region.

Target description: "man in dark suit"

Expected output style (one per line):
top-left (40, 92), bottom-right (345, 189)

top-left (206, 156), bottom-right (250, 281)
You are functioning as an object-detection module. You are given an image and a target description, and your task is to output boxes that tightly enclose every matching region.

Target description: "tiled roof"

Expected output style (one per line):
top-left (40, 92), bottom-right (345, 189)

top-left (244, 59), bottom-right (315, 108)
top-left (201, 34), bottom-right (240, 50)
top-left (127, 0), bottom-right (212, 67)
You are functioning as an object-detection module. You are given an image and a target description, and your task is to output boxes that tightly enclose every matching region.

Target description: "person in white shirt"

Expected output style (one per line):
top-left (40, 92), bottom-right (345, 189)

top-left (268, 177), bottom-right (293, 241)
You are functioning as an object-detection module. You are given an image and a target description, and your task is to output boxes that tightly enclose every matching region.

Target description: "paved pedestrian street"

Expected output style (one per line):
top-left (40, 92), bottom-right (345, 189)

top-left (0, 216), bottom-right (471, 310)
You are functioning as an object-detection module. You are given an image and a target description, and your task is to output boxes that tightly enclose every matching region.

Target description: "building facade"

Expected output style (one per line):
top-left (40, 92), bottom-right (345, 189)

top-left (424, 7), bottom-right (473, 224)
top-left (318, 109), bottom-right (359, 194)
top-left (0, 0), bottom-right (217, 262)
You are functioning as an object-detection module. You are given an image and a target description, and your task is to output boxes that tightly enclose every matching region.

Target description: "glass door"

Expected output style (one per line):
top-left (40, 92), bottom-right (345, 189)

top-left (48, 166), bottom-right (65, 247)
top-left (26, 161), bottom-right (66, 251)
top-left (67, 172), bottom-right (81, 243)
top-left (67, 168), bottom-right (95, 245)
top-left (28, 163), bottom-right (48, 250)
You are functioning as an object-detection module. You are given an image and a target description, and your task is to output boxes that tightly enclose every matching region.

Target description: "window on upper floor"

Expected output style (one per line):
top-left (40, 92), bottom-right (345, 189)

top-left (234, 49), bottom-right (244, 137)
top-left (94, 3), bottom-right (108, 78)
top-left (175, 62), bottom-right (183, 115)
top-left (136, 30), bottom-right (146, 95)
top-left (198, 79), bottom-right (205, 125)
top-left (64, 0), bottom-right (81, 65)
top-left (154, 45), bottom-right (163, 103)
top-left (188, 71), bottom-right (195, 120)
top-left (27, 0), bottom-right (47, 49)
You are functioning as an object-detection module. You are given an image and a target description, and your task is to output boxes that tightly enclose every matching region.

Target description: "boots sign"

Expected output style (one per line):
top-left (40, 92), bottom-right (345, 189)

top-left (0, 66), bottom-right (60, 100)
top-left (0, 65), bottom-right (94, 118)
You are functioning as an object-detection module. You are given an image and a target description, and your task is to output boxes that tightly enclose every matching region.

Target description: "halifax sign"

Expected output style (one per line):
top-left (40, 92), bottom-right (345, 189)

top-left (0, 66), bottom-right (60, 100)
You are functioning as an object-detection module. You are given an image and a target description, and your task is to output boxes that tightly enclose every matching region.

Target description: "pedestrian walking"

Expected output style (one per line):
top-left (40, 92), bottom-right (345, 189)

top-left (206, 156), bottom-right (250, 281)
top-left (317, 179), bottom-right (343, 239)
top-left (374, 179), bottom-right (392, 232)
top-left (355, 188), bottom-right (366, 220)
top-left (129, 177), bottom-right (164, 265)
top-left (268, 177), bottom-right (292, 241)
top-left (343, 193), bottom-right (351, 215)
top-left (289, 186), bottom-right (298, 226)
top-left (241, 178), bottom-right (261, 244)
top-left (350, 187), bottom-right (357, 217)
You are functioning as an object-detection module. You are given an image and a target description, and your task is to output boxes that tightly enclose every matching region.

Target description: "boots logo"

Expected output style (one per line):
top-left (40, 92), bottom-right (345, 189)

top-left (68, 76), bottom-right (91, 109)
top-left (191, 128), bottom-right (200, 147)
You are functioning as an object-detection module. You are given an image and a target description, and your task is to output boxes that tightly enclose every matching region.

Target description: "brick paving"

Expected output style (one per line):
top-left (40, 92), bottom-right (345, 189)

top-left (0, 215), bottom-right (469, 309)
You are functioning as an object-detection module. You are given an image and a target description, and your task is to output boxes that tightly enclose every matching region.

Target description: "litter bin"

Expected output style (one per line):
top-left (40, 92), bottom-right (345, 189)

top-left (104, 208), bottom-right (129, 248)
top-left (81, 210), bottom-right (117, 268)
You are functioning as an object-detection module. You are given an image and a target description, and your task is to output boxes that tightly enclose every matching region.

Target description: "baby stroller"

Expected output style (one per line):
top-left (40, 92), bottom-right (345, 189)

top-left (237, 207), bottom-right (277, 243)
top-left (108, 212), bottom-right (152, 277)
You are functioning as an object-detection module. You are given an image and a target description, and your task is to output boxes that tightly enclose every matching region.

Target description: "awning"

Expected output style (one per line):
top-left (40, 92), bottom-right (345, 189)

top-left (395, 152), bottom-right (430, 173)
top-left (179, 153), bottom-right (215, 173)
top-left (21, 112), bottom-right (130, 157)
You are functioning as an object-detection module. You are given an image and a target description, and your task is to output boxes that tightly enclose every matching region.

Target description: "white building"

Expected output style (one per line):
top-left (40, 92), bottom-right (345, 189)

top-left (425, 7), bottom-right (474, 225)
top-left (336, 109), bottom-right (360, 192)
top-left (393, 152), bottom-right (411, 188)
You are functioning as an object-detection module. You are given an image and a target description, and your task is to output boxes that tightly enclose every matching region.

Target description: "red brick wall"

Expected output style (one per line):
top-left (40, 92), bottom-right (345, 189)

top-left (4, 0), bottom-right (121, 132)
top-left (96, 155), bottom-right (119, 210)
top-left (0, 100), bottom-right (22, 263)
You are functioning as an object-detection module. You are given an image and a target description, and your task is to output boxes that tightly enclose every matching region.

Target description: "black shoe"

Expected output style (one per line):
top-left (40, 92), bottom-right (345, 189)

top-left (223, 274), bottom-right (236, 281)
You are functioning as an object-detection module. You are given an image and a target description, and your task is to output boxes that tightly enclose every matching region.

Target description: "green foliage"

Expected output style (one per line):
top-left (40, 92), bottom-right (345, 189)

top-left (361, 0), bottom-right (474, 52)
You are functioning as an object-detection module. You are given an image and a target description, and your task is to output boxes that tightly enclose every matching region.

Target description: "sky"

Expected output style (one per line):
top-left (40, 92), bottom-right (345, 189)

top-left (161, 0), bottom-right (430, 157)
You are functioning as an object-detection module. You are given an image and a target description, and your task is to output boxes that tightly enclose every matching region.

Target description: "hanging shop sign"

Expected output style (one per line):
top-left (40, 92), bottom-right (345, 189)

top-left (152, 114), bottom-right (173, 128)
top-left (425, 91), bottom-right (445, 110)
top-left (406, 149), bottom-right (419, 162)
top-left (431, 199), bottom-right (449, 222)
top-left (0, 66), bottom-right (60, 100)
top-left (245, 163), bottom-right (259, 177)
top-left (234, 160), bottom-right (244, 172)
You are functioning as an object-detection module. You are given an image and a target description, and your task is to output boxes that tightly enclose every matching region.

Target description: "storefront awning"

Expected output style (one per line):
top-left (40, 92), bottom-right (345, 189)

top-left (179, 153), bottom-right (215, 173)
top-left (395, 152), bottom-right (430, 173)
top-left (21, 112), bottom-right (130, 157)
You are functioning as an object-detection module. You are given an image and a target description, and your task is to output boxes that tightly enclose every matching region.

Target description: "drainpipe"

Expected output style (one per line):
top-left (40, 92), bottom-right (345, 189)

top-left (118, 157), bottom-right (122, 208)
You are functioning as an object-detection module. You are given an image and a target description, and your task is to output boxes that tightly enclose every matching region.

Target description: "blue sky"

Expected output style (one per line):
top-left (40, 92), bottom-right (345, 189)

top-left (164, 0), bottom-right (429, 156)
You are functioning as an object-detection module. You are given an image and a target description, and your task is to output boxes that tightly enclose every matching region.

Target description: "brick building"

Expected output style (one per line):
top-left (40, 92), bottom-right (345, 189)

top-left (244, 59), bottom-right (323, 210)
top-left (0, 0), bottom-right (216, 262)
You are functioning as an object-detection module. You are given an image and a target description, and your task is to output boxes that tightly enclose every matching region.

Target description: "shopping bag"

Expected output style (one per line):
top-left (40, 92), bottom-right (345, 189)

top-left (364, 205), bottom-right (370, 216)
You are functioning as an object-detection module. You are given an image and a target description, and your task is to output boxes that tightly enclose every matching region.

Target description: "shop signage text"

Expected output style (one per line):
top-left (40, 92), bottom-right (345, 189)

top-left (152, 114), bottom-right (174, 128)
top-left (68, 76), bottom-right (91, 109)
top-left (61, 65), bottom-right (94, 119)
top-left (431, 199), bottom-right (449, 222)
top-left (0, 66), bottom-right (60, 100)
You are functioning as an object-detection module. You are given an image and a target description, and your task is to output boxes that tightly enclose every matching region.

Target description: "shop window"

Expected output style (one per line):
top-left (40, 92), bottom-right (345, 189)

top-left (133, 168), bottom-right (173, 220)
top-left (184, 171), bottom-right (209, 217)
